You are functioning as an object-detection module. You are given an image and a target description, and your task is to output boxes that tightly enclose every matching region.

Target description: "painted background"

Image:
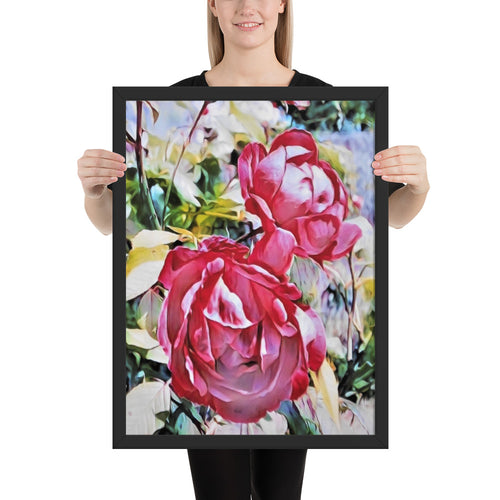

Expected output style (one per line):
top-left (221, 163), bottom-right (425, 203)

top-left (125, 99), bottom-right (377, 436)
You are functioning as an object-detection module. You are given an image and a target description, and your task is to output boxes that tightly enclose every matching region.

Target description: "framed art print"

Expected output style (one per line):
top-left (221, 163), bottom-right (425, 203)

top-left (112, 86), bottom-right (390, 449)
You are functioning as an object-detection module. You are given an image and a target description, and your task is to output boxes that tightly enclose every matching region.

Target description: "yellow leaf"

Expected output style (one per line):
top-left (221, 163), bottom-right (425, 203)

top-left (317, 142), bottom-right (345, 176)
top-left (126, 328), bottom-right (159, 350)
top-left (310, 358), bottom-right (341, 430)
top-left (145, 345), bottom-right (169, 365)
top-left (165, 225), bottom-right (199, 245)
top-left (126, 245), bottom-right (169, 278)
top-left (234, 132), bottom-right (251, 145)
top-left (130, 229), bottom-right (179, 249)
top-left (359, 276), bottom-right (375, 300)
top-left (184, 151), bottom-right (202, 165)
top-left (168, 143), bottom-right (182, 164)
top-left (126, 245), bottom-right (169, 301)
top-left (126, 328), bottom-right (169, 365)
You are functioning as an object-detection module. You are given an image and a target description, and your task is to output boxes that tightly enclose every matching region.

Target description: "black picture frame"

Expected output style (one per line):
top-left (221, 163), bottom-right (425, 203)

top-left (112, 86), bottom-right (389, 449)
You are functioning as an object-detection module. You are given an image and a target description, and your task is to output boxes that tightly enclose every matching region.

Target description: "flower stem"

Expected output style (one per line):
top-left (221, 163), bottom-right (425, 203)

top-left (346, 250), bottom-right (358, 362)
top-left (135, 100), bottom-right (161, 230)
top-left (235, 226), bottom-right (263, 243)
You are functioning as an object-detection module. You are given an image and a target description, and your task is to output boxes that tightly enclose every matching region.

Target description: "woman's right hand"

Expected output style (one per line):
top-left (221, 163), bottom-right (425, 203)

top-left (77, 149), bottom-right (126, 199)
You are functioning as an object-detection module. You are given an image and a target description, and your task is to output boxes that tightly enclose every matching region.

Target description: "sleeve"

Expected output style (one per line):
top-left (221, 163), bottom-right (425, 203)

top-left (388, 181), bottom-right (405, 196)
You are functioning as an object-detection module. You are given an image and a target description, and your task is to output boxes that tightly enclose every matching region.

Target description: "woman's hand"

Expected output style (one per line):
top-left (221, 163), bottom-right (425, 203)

top-left (372, 145), bottom-right (430, 228)
top-left (77, 149), bottom-right (126, 199)
top-left (372, 145), bottom-right (429, 195)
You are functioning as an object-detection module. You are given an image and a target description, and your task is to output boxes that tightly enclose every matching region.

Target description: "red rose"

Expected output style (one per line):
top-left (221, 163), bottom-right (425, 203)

top-left (156, 235), bottom-right (326, 423)
top-left (238, 128), bottom-right (362, 272)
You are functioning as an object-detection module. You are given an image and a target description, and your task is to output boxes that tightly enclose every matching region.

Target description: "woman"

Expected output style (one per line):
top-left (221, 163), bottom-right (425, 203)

top-left (79, 1), bottom-right (430, 498)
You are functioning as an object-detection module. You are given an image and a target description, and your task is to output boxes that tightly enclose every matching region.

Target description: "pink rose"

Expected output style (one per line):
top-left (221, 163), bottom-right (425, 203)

top-left (238, 128), bottom-right (362, 272)
top-left (156, 235), bottom-right (326, 424)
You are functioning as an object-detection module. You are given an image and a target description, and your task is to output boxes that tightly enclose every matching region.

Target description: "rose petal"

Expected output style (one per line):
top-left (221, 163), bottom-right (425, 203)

top-left (293, 303), bottom-right (327, 371)
top-left (244, 195), bottom-right (275, 232)
top-left (269, 129), bottom-right (318, 165)
top-left (310, 164), bottom-right (335, 213)
top-left (329, 221), bottom-right (363, 260)
top-left (292, 214), bottom-right (340, 254)
top-left (204, 274), bottom-right (253, 328)
top-left (271, 163), bottom-right (313, 224)
top-left (248, 227), bottom-right (296, 276)
top-left (253, 146), bottom-right (287, 200)
top-left (237, 142), bottom-right (268, 198)
top-left (318, 160), bottom-right (349, 219)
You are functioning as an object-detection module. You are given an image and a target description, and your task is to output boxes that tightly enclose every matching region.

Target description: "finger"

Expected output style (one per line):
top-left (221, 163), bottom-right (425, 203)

top-left (84, 176), bottom-right (119, 187)
top-left (381, 173), bottom-right (417, 183)
top-left (79, 166), bottom-right (125, 179)
top-left (373, 165), bottom-right (419, 176)
top-left (78, 157), bottom-right (127, 171)
top-left (83, 149), bottom-right (125, 162)
top-left (374, 145), bottom-right (420, 160)
top-left (372, 155), bottom-right (417, 168)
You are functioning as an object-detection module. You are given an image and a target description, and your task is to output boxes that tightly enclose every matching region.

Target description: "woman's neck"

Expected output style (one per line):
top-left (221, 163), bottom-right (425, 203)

top-left (205, 40), bottom-right (294, 86)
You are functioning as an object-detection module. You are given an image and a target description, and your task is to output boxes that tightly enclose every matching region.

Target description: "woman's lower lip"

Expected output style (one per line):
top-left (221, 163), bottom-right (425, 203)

top-left (235, 23), bottom-right (262, 31)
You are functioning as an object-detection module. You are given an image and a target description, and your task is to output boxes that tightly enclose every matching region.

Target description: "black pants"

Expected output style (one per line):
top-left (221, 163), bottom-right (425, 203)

top-left (187, 449), bottom-right (308, 500)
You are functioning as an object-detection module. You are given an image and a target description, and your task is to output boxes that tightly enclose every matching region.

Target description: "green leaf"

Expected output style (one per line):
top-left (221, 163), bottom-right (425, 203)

top-left (198, 156), bottom-right (222, 195)
top-left (150, 184), bottom-right (165, 222)
top-left (277, 401), bottom-right (309, 435)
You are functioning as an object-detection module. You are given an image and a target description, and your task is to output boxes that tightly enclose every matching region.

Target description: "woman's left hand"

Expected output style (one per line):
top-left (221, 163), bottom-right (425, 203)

top-left (372, 145), bottom-right (429, 195)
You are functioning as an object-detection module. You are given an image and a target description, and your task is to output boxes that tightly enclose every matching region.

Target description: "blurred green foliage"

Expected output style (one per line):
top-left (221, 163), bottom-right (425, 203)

top-left (285, 99), bottom-right (375, 132)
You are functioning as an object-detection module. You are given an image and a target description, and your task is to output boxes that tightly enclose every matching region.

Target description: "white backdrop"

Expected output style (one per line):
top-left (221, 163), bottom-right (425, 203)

top-left (1, 1), bottom-right (498, 499)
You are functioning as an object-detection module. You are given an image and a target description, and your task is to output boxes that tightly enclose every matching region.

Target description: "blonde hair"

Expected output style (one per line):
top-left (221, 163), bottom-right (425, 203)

top-left (207, 0), bottom-right (294, 68)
